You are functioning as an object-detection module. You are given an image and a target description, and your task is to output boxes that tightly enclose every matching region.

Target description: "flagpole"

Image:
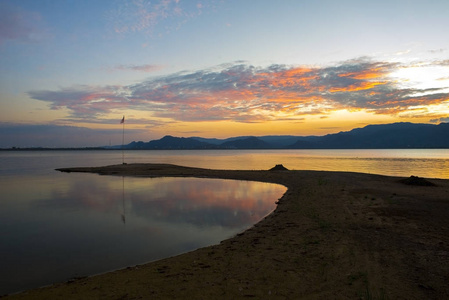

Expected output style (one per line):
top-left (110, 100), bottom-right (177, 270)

top-left (121, 115), bottom-right (125, 164)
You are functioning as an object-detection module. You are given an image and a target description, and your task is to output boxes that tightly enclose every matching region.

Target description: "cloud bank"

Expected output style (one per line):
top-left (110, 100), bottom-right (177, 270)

top-left (28, 58), bottom-right (449, 123)
top-left (0, 123), bottom-right (146, 148)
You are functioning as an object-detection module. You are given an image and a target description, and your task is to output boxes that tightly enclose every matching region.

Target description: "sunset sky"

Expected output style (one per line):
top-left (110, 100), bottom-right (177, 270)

top-left (1, 0), bottom-right (449, 147)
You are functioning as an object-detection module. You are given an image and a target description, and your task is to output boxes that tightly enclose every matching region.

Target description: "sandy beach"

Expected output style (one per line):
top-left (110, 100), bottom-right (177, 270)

top-left (5, 164), bottom-right (449, 299)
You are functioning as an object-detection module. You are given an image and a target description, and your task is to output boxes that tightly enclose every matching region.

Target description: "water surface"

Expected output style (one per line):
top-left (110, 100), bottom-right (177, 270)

top-left (0, 152), bottom-right (286, 294)
top-left (2, 148), bottom-right (448, 178)
top-left (1, 148), bottom-right (448, 294)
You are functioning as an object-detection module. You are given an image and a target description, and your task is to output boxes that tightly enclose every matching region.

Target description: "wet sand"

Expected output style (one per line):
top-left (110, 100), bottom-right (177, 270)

top-left (6, 164), bottom-right (449, 299)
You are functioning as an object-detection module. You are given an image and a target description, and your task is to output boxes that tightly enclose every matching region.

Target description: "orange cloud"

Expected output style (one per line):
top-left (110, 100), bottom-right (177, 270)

top-left (337, 67), bottom-right (386, 80)
top-left (329, 81), bottom-right (386, 93)
top-left (29, 59), bottom-right (449, 124)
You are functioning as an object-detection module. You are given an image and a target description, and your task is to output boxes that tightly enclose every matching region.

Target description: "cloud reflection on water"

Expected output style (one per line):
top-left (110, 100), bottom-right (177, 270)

top-left (42, 175), bottom-right (285, 228)
top-left (0, 173), bottom-right (286, 295)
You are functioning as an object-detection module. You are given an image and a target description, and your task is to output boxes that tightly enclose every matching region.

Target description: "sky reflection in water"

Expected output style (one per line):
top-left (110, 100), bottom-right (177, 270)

top-left (1, 148), bottom-right (448, 294)
top-left (0, 173), bottom-right (286, 295)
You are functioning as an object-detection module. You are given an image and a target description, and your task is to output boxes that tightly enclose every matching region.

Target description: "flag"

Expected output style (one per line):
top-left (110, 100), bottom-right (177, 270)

top-left (120, 116), bottom-right (125, 124)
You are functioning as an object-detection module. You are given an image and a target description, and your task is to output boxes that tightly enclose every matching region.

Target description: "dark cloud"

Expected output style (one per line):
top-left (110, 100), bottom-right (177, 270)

top-left (0, 123), bottom-right (146, 148)
top-left (28, 59), bottom-right (449, 123)
top-left (60, 117), bottom-right (166, 127)
top-left (0, 2), bottom-right (49, 44)
top-left (430, 117), bottom-right (449, 124)
top-left (28, 85), bottom-right (129, 118)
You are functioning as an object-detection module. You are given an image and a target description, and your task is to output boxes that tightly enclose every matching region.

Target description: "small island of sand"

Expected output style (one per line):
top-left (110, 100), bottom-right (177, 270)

top-left (6, 164), bottom-right (449, 299)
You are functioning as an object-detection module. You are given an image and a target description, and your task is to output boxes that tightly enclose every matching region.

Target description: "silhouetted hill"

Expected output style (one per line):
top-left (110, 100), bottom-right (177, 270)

top-left (191, 136), bottom-right (250, 145)
top-left (257, 135), bottom-right (313, 148)
top-left (191, 135), bottom-right (315, 147)
top-left (127, 135), bottom-right (216, 149)
top-left (220, 137), bottom-right (272, 149)
top-left (289, 122), bottom-right (449, 148)
top-left (121, 123), bottom-right (449, 150)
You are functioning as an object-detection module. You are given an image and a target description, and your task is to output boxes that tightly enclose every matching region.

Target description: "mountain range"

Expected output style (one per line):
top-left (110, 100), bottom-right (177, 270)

top-left (117, 122), bottom-right (449, 150)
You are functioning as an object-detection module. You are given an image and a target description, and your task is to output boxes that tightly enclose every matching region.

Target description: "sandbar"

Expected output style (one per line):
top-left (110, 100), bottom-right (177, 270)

top-left (6, 164), bottom-right (449, 299)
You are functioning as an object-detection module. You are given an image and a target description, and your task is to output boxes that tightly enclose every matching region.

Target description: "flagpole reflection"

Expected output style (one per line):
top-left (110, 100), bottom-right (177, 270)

top-left (121, 176), bottom-right (126, 225)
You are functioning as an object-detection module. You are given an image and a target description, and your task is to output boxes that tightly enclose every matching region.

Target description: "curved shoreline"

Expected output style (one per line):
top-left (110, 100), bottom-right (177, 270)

top-left (7, 164), bottom-right (449, 299)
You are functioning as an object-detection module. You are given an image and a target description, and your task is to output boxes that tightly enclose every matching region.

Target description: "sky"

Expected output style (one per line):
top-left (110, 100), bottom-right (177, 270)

top-left (1, 0), bottom-right (448, 148)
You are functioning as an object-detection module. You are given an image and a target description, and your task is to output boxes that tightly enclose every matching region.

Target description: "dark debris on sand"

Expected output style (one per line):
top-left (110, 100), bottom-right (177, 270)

top-left (399, 175), bottom-right (436, 186)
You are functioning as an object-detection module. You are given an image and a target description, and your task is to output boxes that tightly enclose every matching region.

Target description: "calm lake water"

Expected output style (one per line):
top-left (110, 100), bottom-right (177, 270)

top-left (0, 149), bottom-right (448, 294)
top-left (0, 150), bottom-right (288, 295)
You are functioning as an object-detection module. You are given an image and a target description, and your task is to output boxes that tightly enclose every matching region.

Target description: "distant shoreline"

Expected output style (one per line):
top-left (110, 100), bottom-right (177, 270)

top-left (2, 146), bottom-right (449, 151)
top-left (2, 122), bottom-right (449, 150)
top-left (0, 147), bottom-right (108, 151)
top-left (7, 164), bottom-right (449, 299)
